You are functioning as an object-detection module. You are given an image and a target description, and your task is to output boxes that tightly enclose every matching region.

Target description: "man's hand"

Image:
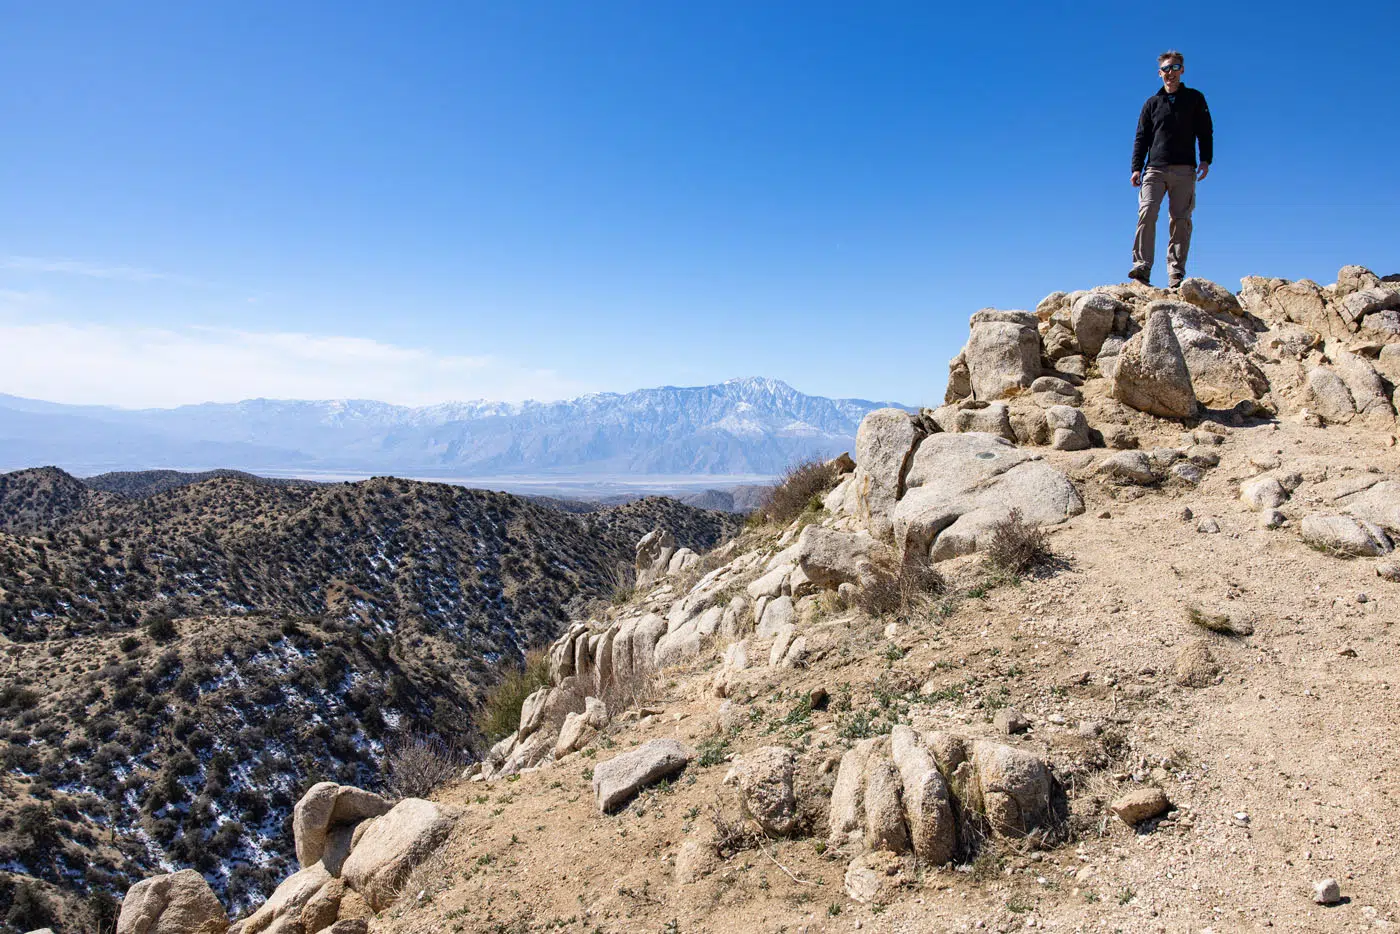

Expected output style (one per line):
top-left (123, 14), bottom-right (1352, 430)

top-left (1197, 163), bottom-right (1210, 181)
top-left (1131, 171), bottom-right (1142, 187)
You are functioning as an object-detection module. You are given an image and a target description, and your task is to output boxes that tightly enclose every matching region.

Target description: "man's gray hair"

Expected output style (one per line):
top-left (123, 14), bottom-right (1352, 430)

top-left (1157, 49), bottom-right (1184, 65)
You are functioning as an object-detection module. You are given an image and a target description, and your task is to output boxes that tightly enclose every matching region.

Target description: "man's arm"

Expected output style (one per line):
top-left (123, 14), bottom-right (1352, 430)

top-left (1131, 100), bottom-right (1151, 184)
top-left (1196, 91), bottom-right (1213, 176)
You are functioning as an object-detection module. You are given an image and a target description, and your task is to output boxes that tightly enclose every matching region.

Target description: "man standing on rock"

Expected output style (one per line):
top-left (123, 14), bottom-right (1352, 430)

top-left (1129, 50), bottom-right (1213, 289)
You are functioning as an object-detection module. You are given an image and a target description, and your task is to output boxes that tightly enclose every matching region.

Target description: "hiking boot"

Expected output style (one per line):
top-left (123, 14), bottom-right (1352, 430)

top-left (1128, 267), bottom-right (1151, 286)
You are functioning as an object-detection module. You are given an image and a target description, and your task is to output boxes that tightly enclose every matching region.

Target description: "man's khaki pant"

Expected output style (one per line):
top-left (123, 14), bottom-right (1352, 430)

top-left (1132, 165), bottom-right (1196, 286)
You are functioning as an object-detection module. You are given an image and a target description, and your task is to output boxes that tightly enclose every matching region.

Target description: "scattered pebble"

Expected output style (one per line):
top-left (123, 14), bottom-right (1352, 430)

top-left (1197, 518), bottom-right (1221, 534)
top-left (1313, 878), bottom-right (1342, 905)
top-left (1109, 787), bottom-right (1169, 825)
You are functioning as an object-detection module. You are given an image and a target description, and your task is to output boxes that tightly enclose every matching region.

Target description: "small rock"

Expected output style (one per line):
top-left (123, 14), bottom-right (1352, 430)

top-left (1172, 462), bottom-right (1205, 484)
top-left (1097, 510), bottom-right (1112, 519)
top-left (1379, 562), bottom-right (1400, 583)
top-left (843, 850), bottom-right (904, 904)
top-left (1301, 514), bottom-right (1393, 557)
top-left (1313, 878), bottom-right (1342, 905)
top-left (1196, 518), bottom-right (1221, 534)
top-left (1260, 509), bottom-right (1286, 529)
top-left (1098, 450), bottom-right (1157, 485)
top-left (1179, 507), bottom-right (1194, 521)
top-left (675, 837), bottom-right (718, 884)
top-left (1357, 592), bottom-right (1369, 604)
top-left (725, 746), bottom-right (799, 836)
top-left (1337, 647), bottom-right (1357, 658)
top-left (1109, 787), bottom-right (1169, 825)
top-left (994, 708), bottom-right (1030, 735)
top-left (592, 739), bottom-right (692, 813)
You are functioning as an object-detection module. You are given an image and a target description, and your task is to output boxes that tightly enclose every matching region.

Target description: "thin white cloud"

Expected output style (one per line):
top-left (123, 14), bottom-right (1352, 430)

top-left (0, 288), bottom-right (50, 305)
top-left (1, 254), bottom-right (201, 285)
top-left (0, 317), bottom-right (590, 408)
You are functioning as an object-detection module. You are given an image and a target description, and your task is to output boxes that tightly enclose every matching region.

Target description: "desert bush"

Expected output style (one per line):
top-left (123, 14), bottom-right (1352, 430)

top-left (144, 613), bottom-right (178, 643)
top-left (982, 509), bottom-right (1053, 577)
top-left (749, 457), bottom-right (843, 528)
top-left (381, 732), bottom-right (466, 799)
top-left (473, 648), bottom-right (551, 742)
top-left (4, 880), bottom-right (56, 932)
top-left (857, 556), bottom-right (946, 618)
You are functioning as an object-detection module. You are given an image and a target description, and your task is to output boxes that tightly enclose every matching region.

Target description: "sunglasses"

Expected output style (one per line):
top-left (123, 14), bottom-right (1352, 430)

top-left (1159, 63), bottom-right (1183, 73)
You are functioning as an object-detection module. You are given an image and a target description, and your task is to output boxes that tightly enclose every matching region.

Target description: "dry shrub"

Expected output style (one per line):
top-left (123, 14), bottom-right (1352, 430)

top-left (473, 648), bottom-right (551, 742)
top-left (600, 660), bottom-right (659, 715)
top-left (857, 556), bottom-right (946, 617)
top-left (708, 801), bottom-right (760, 857)
top-left (382, 732), bottom-right (466, 799)
top-left (982, 509), bottom-right (1052, 577)
top-left (750, 457), bottom-right (842, 528)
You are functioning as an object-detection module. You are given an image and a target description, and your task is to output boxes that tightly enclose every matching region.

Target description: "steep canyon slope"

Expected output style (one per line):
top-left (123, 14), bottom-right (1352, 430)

top-left (0, 471), bottom-right (739, 932)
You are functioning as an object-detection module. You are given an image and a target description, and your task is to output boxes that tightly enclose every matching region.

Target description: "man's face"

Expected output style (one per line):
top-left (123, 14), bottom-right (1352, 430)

top-left (1159, 58), bottom-right (1184, 91)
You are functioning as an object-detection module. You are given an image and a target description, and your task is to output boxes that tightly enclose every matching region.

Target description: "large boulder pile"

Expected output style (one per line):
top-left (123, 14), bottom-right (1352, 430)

top-left (117, 785), bottom-right (457, 934)
top-left (940, 265), bottom-right (1398, 439)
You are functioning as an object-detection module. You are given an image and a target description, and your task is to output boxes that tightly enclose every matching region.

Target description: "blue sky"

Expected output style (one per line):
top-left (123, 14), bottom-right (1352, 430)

top-left (2, 1), bottom-right (1396, 409)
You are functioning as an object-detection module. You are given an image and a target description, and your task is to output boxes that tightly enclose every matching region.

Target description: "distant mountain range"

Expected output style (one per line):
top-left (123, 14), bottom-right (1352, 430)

top-left (0, 378), bottom-right (906, 479)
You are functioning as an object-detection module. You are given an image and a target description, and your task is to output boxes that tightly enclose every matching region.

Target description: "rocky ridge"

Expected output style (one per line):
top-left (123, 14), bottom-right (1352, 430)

top-left (97, 265), bottom-right (1400, 932)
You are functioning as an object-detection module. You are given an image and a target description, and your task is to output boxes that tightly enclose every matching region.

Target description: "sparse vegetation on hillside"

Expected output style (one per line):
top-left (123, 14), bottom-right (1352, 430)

top-left (748, 457), bottom-right (842, 527)
top-left (0, 467), bottom-right (741, 929)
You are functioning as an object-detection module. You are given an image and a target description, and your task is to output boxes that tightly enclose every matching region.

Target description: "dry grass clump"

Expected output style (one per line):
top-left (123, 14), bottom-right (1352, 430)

top-left (381, 732), bottom-right (467, 799)
top-left (601, 661), bottom-right (659, 715)
top-left (857, 556), bottom-right (946, 618)
top-left (1184, 606), bottom-right (1232, 634)
top-left (1184, 605), bottom-right (1252, 637)
top-left (473, 648), bottom-right (552, 742)
top-left (982, 509), bottom-right (1053, 578)
top-left (749, 457), bottom-right (843, 528)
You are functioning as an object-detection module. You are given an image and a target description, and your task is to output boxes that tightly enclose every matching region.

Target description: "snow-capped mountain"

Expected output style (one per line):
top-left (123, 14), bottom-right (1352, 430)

top-left (0, 378), bottom-right (909, 477)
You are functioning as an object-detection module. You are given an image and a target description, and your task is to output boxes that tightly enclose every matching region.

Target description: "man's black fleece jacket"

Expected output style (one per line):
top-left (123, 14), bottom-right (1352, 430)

top-left (1132, 85), bottom-right (1213, 174)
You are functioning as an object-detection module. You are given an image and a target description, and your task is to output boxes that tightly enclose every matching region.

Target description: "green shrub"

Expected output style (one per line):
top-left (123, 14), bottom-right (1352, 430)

top-left (144, 614), bottom-right (178, 643)
top-left (473, 648), bottom-right (551, 743)
top-left (750, 457), bottom-right (843, 528)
